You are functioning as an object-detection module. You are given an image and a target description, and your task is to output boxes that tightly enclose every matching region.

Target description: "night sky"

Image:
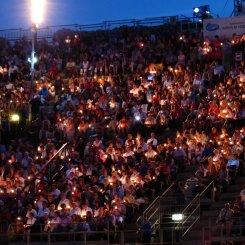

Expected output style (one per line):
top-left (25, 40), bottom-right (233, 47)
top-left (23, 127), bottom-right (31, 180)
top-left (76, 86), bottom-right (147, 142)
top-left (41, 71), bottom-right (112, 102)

top-left (0, 0), bottom-right (233, 29)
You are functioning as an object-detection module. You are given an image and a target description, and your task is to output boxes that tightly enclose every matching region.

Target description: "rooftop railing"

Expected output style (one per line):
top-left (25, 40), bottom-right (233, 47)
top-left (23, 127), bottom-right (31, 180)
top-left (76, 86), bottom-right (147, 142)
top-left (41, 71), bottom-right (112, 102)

top-left (0, 15), bottom-right (200, 42)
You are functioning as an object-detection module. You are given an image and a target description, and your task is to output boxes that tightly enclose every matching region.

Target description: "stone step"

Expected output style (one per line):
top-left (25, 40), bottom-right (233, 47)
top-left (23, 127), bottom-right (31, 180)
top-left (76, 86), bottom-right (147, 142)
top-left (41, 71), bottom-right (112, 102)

top-left (220, 192), bottom-right (239, 201)
top-left (126, 223), bottom-right (138, 230)
top-left (236, 177), bottom-right (245, 185)
top-left (202, 209), bottom-right (220, 218)
top-left (182, 174), bottom-right (245, 244)
top-left (228, 184), bottom-right (244, 193)
top-left (177, 173), bottom-right (194, 181)
top-left (210, 200), bottom-right (228, 210)
top-left (182, 239), bottom-right (203, 245)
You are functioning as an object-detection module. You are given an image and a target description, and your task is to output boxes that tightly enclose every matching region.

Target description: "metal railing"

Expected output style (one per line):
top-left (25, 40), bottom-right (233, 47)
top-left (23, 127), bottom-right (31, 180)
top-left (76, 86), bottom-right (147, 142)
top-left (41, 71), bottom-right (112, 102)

top-left (202, 217), bottom-right (245, 245)
top-left (0, 15), bottom-right (200, 42)
top-left (140, 183), bottom-right (174, 230)
top-left (175, 180), bottom-right (215, 239)
top-left (42, 142), bottom-right (69, 182)
top-left (2, 217), bottom-right (244, 245)
top-left (1, 227), bottom-right (187, 245)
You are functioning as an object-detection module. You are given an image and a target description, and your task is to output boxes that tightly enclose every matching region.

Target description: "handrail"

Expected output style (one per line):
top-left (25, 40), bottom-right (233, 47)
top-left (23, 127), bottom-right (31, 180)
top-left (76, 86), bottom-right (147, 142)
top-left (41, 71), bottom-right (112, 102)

top-left (42, 142), bottom-right (69, 182)
top-left (143, 197), bottom-right (159, 219)
top-left (180, 204), bottom-right (200, 228)
top-left (0, 15), bottom-right (201, 41)
top-left (143, 183), bottom-right (174, 219)
top-left (199, 180), bottom-right (214, 198)
top-left (44, 142), bottom-right (68, 167)
top-left (181, 194), bottom-right (200, 215)
top-left (175, 180), bottom-right (215, 238)
top-left (0, 15), bottom-right (199, 32)
top-left (202, 217), bottom-right (245, 243)
top-left (181, 180), bottom-right (215, 215)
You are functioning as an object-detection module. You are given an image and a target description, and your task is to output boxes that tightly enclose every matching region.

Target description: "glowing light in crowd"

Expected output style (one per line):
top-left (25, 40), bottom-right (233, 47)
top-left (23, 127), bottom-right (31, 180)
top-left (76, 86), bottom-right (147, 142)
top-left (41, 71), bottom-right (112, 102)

top-left (172, 213), bottom-right (183, 221)
top-left (135, 115), bottom-right (141, 121)
top-left (31, 0), bottom-right (46, 25)
top-left (10, 114), bottom-right (20, 122)
top-left (28, 56), bottom-right (38, 64)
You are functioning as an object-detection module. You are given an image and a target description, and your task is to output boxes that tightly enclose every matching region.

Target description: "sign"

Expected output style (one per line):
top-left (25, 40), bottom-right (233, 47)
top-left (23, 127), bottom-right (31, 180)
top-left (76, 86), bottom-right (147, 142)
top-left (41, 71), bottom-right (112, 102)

top-left (203, 16), bottom-right (245, 39)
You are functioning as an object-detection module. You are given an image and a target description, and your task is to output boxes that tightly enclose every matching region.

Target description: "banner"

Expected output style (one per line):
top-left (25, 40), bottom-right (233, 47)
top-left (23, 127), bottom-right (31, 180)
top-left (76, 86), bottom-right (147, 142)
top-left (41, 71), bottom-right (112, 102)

top-left (203, 16), bottom-right (245, 39)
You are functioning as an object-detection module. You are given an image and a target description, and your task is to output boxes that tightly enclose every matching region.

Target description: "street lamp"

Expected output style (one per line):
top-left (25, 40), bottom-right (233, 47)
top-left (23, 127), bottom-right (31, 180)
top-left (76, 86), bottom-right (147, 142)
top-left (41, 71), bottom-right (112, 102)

top-left (30, 0), bottom-right (46, 80)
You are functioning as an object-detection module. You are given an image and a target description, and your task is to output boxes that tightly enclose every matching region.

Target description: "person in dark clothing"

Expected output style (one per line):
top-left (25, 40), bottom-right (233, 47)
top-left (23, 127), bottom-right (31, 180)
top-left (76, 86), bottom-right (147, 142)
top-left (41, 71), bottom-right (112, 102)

top-left (138, 217), bottom-right (152, 244)
top-left (30, 96), bottom-right (42, 120)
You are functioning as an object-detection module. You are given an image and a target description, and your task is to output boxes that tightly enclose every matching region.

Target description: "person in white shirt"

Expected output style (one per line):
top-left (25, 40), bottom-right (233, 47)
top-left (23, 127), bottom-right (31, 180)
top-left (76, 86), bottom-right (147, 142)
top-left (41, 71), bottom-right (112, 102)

top-left (26, 212), bottom-right (36, 228)
top-left (49, 212), bottom-right (61, 232)
top-left (122, 146), bottom-right (135, 160)
top-left (125, 134), bottom-right (135, 147)
top-left (8, 63), bottom-right (18, 77)
top-left (147, 133), bottom-right (158, 147)
top-left (69, 202), bottom-right (82, 217)
top-left (145, 145), bottom-right (157, 160)
top-left (193, 73), bottom-right (204, 89)
top-left (58, 193), bottom-right (70, 210)
top-left (26, 204), bottom-right (37, 219)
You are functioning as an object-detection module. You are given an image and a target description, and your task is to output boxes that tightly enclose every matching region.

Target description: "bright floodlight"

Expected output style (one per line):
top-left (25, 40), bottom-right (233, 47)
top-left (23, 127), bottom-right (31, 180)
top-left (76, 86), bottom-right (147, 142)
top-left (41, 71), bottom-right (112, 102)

top-left (31, 0), bottom-right (46, 25)
top-left (28, 56), bottom-right (38, 64)
top-left (193, 7), bottom-right (200, 14)
top-left (172, 213), bottom-right (183, 221)
top-left (10, 114), bottom-right (20, 122)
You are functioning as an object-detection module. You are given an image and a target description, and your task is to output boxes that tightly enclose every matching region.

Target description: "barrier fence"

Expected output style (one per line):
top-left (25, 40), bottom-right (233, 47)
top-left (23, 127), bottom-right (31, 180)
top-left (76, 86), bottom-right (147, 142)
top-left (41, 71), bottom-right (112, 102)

top-left (2, 227), bottom-right (186, 245)
top-left (137, 180), bottom-right (216, 243)
top-left (175, 180), bottom-right (215, 239)
top-left (2, 217), bottom-right (244, 244)
top-left (202, 217), bottom-right (245, 244)
top-left (0, 15), bottom-right (201, 42)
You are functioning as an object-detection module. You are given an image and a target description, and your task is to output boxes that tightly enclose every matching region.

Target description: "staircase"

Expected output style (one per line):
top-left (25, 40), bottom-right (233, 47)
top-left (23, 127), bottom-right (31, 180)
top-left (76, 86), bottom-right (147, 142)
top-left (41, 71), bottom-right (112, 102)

top-left (182, 174), bottom-right (245, 245)
top-left (122, 165), bottom-right (197, 243)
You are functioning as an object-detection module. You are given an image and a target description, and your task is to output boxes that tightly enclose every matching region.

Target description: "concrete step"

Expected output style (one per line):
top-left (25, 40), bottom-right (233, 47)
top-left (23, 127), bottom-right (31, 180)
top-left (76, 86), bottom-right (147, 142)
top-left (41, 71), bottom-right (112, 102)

top-left (177, 173), bottom-right (194, 181)
top-left (183, 174), bottom-right (245, 244)
top-left (177, 166), bottom-right (197, 180)
top-left (236, 177), bottom-right (245, 185)
top-left (220, 192), bottom-right (239, 201)
top-left (202, 209), bottom-right (220, 218)
top-left (182, 239), bottom-right (203, 245)
top-left (210, 200), bottom-right (228, 210)
top-left (184, 229), bottom-right (203, 240)
top-left (126, 223), bottom-right (138, 230)
top-left (228, 184), bottom-right (244, 193)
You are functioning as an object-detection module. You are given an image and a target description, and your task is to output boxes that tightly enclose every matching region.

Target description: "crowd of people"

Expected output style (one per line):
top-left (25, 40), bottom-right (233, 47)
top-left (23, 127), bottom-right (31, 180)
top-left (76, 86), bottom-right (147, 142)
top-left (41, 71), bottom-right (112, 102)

top-left (0, 24), bottom-right (244, 241)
